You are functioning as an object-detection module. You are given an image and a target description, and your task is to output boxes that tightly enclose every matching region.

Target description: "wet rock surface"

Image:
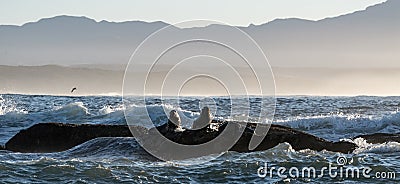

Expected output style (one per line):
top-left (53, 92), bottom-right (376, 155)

top-left (3, 121), bottom-right (398, 155)
top-left (5, 123), bottom-right (132, 153)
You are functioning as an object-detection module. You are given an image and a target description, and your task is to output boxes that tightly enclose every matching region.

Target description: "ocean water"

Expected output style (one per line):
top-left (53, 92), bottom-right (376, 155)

top-left (0, 94), bottom-right (399, 183)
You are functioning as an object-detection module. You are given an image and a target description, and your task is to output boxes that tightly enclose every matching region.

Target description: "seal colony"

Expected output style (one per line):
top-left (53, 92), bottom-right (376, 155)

top-left (2, 107), bottom-right (400, 157)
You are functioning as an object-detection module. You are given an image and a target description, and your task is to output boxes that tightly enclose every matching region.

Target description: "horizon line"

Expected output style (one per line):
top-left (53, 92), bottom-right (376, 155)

top-left (1, 92), bottom-right (399, 98)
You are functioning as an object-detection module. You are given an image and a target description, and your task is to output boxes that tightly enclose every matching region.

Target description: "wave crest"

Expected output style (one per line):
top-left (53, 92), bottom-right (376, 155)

top-left (275, 112), bottom-right (400, 140)
top-left (53, 102), bottom-right (90, 120)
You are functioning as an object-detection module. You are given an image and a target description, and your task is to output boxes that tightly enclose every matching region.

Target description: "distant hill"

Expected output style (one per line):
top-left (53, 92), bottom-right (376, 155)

top-left (244, 0), bottom-right (399, 68)
top-left (0, 0), bottom-right (398, 68)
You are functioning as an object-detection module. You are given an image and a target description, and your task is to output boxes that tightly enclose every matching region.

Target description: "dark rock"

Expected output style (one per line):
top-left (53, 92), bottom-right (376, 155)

top-left (139, 120), bottom-right (357, 157)
top-left (354, 133), bottom-right (400, 144)
top-left (229, 124), bottom-right (357, 153)
top-left (4, 121), bottom-right (361, 154)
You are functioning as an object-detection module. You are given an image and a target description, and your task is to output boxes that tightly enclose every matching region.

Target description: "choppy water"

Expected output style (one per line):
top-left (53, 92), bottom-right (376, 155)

top-left (0, 94), bottom-right (399, 183)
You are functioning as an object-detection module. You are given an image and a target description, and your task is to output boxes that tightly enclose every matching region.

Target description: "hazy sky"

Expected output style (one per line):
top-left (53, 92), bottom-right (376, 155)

top-left (0, 0), bottom-right (386, 26)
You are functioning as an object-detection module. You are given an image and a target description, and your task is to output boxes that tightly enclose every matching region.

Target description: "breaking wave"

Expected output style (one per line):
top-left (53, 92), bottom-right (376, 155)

top-left (275, 112), bottom-right (400, 141)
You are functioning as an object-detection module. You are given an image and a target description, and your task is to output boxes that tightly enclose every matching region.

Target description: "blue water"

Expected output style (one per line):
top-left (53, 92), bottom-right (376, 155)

top-left (0, 94), bottom-right (399, 183)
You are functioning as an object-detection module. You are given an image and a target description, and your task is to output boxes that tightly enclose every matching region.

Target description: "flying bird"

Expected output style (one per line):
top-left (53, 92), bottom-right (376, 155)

top-left (71, 87), bottom-right (77, 93)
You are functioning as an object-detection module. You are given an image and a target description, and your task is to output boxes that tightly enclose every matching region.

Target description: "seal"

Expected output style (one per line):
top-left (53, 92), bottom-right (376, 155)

top-left (168, 110), bottom-right (184, 132)
top-left (192, 107), bottom-right (212, 130)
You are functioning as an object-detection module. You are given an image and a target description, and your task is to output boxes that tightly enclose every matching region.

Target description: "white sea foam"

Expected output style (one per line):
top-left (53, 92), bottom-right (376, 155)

top-left (345, 138), bottom-right (400, 154)
top-left (0, 95), bottom-right (27, 116)
top-left (275, 112), bottom-right (400, 140)
top-left (53, 102), bottom-right (90, 119)
top-left (99, 104), bottom-right (125, 115)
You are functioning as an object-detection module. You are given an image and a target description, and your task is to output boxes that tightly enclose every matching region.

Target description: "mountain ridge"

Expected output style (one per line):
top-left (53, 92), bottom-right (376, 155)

top-left (0, 0), bottom-right (393, 29)
top-left (0, 0), bottom-right (398, 67)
